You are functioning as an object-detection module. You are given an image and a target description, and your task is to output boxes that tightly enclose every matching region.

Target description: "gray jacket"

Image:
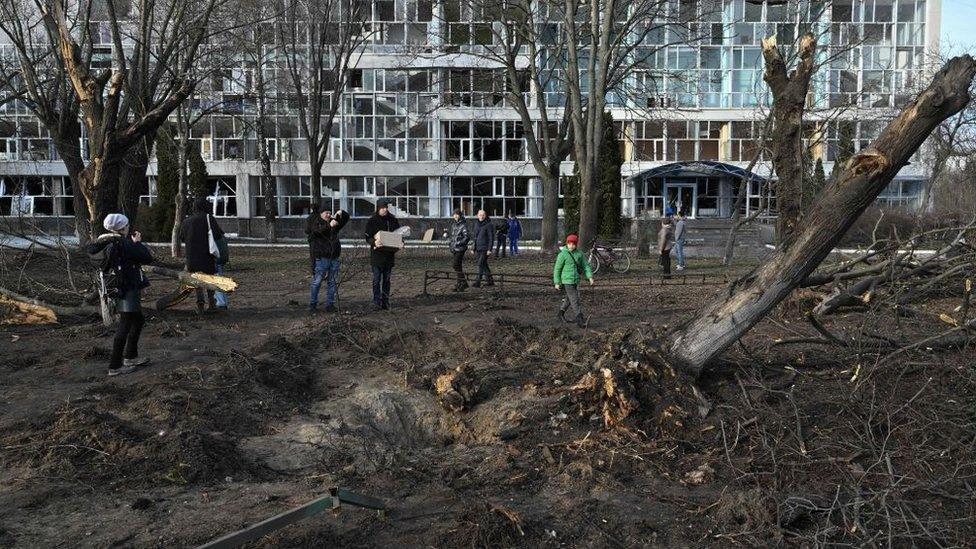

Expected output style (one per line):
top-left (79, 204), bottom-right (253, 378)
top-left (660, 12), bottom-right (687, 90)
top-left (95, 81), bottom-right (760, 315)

top-left (674, 218), bottom-right (686, 242)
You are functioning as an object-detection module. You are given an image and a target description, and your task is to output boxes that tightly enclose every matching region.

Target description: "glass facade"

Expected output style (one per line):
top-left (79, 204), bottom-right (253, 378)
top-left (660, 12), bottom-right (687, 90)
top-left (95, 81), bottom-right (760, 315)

top-left (0, 0), bottom-right (939, 220)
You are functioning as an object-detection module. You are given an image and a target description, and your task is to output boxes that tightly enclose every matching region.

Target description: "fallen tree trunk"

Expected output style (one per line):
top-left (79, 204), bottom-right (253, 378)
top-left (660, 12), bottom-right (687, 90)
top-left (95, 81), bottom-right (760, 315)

top-left (0, 287), bottom-right (99, 323)
top-left (664, 55), bottom-right (976, 377)
top-left (142, 265), bottom-right (238, 293)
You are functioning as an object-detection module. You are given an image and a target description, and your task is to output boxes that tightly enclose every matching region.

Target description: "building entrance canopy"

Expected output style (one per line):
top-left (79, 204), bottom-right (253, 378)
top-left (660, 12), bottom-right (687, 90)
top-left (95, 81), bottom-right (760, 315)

top-left (631, 161), bottom-right (770, 219)
top-left (633, 161), bottom-right (767, 182)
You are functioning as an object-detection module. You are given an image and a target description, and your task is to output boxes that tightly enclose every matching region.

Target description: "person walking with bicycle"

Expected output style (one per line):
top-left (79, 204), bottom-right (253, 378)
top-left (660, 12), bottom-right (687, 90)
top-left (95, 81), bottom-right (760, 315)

top-left (554, 234), bottom-right (594, 328)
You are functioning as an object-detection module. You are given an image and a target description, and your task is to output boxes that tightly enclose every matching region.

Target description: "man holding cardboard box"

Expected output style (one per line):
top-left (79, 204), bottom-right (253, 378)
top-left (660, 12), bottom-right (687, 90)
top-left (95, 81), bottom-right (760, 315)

top-left (364, 199), bottom-right (401, 310)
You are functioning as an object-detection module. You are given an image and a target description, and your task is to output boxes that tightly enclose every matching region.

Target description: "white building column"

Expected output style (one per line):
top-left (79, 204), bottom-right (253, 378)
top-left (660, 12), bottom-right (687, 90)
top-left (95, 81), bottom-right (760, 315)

top-left (620, 176), bottom-right (634, 218)
top-left (528, 177), bottom-right (542, 217)
top-left (235, 173), bottom-right (251, 218)
top-left (427, 176), bottom-right (441, 217)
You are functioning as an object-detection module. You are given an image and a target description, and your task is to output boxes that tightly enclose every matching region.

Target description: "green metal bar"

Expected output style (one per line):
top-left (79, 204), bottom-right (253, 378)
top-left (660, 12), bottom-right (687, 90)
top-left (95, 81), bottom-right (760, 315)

top-left (197, 488), bottom-right (385, 549)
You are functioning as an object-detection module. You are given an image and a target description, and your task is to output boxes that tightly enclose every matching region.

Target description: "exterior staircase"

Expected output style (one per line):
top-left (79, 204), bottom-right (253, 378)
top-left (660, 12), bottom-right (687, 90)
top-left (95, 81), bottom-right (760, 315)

top-left (681, 218), bottom-right (769, 258)
top-left (631, 218), bottom-right (771, 259)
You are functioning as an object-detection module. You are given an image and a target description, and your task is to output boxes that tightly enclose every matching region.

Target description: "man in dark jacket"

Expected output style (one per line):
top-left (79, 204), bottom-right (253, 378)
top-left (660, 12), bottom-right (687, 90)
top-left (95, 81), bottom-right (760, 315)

top-left (308, 204), bottom-right (350, 313)
top-left (494, 217), bottom-right (509, 258)
top-left (448, 209), bottom-right (470, 292)
top-left (180, 197), bottom-right (225, 313)
top-left (471, 209), bottom-right (495, 287)
top-left (364, 199), bottom-right (400, 309)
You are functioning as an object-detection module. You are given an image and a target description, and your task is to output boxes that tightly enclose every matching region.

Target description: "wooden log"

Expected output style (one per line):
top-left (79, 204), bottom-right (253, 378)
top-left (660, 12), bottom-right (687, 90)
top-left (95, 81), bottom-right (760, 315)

top-left (141, 265), bottom-right (237, 293)
top-left (664, 55), bottom-right (976, 377)
top-left (0, 287), bottom-right (99, 322)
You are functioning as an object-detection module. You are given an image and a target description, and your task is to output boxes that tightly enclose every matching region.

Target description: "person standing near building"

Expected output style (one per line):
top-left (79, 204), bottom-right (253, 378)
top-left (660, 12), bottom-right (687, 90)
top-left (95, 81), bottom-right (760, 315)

top-left (364, 199), bottom-right (400, 310)
top-left (494, 216), bottom-right (508, 258)
top-left (507, 213), bottom-right (522, 256)
top-left (673, 212), bottom-right (687, 271)
top-left (88, 214), bottom-right (153, 376)
top-left (180, 198), bottom-right (225, 314)
top-left (657, 215), bottom-right (675, 279)
top-left (308, 204), bottom-right (350, 313)
top-left (449, 209), bottom-right (471, 292)
top-left (553, 233), bottom-right (594, 328)
top-left (471, 209), bottom-right (495, 287)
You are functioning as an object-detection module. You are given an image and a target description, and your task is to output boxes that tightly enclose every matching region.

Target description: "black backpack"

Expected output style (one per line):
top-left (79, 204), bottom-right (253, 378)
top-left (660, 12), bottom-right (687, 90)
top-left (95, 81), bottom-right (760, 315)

top-left (89, 239), bottom-right (125, 299)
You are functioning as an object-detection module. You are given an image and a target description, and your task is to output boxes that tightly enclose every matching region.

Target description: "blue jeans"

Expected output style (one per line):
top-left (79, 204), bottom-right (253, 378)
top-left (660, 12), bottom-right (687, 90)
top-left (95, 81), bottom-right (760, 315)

top-left (310, 257), bottom-right (341, 308)
top-left (371, 265), bottom-right (392, 306)
top-left (215, 264), bottom-right (229, 308)
top-left (509, 238), bottom-right (519, 255)
top-left (674, 240), bottom-right (685, 268)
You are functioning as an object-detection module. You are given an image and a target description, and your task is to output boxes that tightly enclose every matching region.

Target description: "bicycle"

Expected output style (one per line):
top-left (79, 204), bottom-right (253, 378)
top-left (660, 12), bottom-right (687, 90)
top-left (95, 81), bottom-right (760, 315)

top-left (587, 241), bottom-right (631, 274)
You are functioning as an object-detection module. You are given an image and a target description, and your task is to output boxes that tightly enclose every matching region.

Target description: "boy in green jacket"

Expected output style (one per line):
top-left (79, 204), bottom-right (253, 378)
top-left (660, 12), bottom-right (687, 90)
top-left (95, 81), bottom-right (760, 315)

top-left (553, 234), bottom-right (594, 327)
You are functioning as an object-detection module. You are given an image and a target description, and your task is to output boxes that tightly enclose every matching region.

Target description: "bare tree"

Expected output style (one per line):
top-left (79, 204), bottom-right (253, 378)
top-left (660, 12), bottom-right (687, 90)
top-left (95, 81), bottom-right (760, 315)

top-left (0, 0), bottom-right (89, 240)
top-left (560, 0), bottom-right (710, 249)
top-left (34, 0), bottom-right (224, 238)
top-left (664, 55), bottom-right (976, 377)
top-left (428, 0), bottom-right (572, 251)
top-left (762, 32), bottom-right (816, 243)
top-left (277, 0), bottom-right (370, 205)
top-left (226, 5), bottom-right (281, 242)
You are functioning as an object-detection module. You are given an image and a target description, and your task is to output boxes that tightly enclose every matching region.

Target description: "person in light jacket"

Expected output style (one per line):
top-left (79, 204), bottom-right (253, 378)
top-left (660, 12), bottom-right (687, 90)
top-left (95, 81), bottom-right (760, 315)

top-left (673, 212), bottom-right (687, 271)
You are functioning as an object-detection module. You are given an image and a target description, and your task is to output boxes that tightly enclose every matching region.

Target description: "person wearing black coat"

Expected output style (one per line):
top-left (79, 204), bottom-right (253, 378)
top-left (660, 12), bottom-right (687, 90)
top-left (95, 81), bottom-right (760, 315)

top-left (87, 213), bottom-right (153, 376)
top-left (471, 209), bottom-right (495, 287)
top-left (363, 200), bottom-right (400, 309)
top-left (494, 218), bottom-right (509, 258)
top-left (180, 197), bottom-right (225, 312)
top-left (307, 204), bottom-right (350, 313)
top-left (448, 209), bottom-right (471, 292)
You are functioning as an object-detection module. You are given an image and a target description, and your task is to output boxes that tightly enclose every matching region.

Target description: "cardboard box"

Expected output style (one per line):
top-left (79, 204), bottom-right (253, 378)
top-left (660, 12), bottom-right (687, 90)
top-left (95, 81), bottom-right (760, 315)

top-left (374, 230), bottom-right (404, 252)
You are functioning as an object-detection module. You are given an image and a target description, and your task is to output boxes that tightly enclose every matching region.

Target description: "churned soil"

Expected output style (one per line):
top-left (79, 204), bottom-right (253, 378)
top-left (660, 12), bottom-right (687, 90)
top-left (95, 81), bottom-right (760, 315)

top-left (1, 247), bottom-right (974, 547)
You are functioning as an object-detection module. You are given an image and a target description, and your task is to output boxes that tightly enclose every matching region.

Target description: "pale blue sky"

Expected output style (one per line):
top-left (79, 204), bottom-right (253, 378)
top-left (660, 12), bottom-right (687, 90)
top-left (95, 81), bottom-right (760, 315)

top-left (941, 0), bottom-right (976, 54)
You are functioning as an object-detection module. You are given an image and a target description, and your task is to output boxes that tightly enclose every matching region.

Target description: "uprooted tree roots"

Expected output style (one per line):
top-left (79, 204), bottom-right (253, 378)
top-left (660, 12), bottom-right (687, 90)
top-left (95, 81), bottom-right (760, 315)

top-left (567, 330), bottom-right (709, 437)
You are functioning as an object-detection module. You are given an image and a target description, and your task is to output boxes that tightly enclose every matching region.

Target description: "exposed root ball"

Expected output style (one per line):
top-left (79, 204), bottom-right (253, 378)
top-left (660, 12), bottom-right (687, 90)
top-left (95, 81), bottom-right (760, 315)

top-left (435, 365), bottom-right (476, 412)
top-left (569, 330), bottom-right (703, 436)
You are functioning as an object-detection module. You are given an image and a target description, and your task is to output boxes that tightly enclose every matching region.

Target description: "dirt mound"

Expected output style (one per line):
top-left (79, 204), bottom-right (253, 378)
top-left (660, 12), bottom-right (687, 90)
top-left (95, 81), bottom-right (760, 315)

top-left (3, 404), bottom-right (256, 486)
top-left (1, 324), bottom-right (321, 488)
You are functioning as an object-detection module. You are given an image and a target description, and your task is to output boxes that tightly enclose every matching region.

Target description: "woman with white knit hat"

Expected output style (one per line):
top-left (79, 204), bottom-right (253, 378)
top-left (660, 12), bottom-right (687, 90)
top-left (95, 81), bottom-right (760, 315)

top-left (87, 213), bottom-right (154, 376)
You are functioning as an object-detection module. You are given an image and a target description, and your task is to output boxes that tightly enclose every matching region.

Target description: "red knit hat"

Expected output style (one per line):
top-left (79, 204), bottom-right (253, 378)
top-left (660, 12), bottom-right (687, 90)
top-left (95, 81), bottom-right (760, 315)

top-left (566, 234), bottom-right (579, 244)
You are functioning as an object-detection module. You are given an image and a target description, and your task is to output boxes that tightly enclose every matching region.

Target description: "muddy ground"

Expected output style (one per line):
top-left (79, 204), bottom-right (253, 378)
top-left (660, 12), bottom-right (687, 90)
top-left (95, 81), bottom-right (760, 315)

top-left (1, 246), bottom-right (974, 547)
